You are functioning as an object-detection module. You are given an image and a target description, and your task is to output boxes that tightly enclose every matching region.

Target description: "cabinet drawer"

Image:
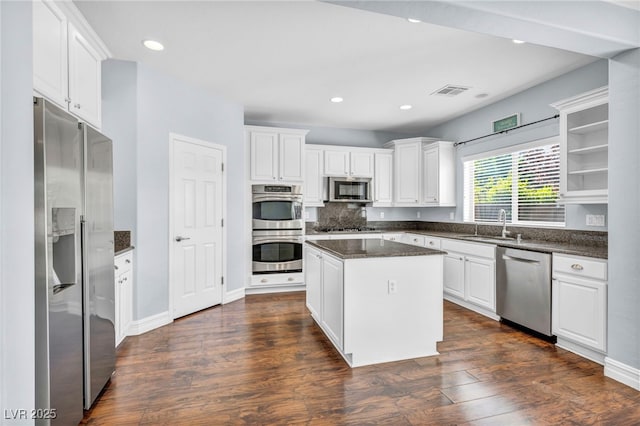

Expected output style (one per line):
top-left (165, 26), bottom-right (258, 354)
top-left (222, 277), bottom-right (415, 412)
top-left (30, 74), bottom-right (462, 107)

top-left (403, 233), bottom-right (425, 246)
top-left (553, 254), bottom-right (607, 281)
top-left (114, 251), bottom-right (133, 273)
top-left (442, 239), bottom-right (495, 259)
top-left (424, 236), bottom-right (441, 250)
top-left (251, 272), bottom-right (303, 286)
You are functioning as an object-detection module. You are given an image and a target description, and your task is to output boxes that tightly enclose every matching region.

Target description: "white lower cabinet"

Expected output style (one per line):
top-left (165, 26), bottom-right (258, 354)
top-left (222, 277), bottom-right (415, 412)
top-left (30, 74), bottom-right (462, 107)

top-left (442, 239), bottom-right (496, 318)
top-left (304, 245), bottom-right (344, 350)
top-left (552, 253), bottom-right (607, 363)
top-left (114, 251), bottom-right (133, 347)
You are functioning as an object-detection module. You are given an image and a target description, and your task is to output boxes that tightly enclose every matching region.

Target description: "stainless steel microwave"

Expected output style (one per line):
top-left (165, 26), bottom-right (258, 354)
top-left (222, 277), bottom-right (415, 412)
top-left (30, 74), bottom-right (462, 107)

top-left (328, 177), bottom-right (372, 203)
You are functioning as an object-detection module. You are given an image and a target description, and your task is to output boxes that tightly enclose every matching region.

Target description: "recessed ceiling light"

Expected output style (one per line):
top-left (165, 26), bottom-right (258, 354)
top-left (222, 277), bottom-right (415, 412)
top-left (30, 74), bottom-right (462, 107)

top-left (330, 97), bottom-right (344, 103)
top-left (475, 93), bottom-right (489, 99)
top-left (143, 39), bottom-right (164, 51)
top-left (399, 105), bottom-right (413, 110)
top-left (407, 18), bottom-right (421, 23)
top-left (512, 39), bottom-right (526, 44)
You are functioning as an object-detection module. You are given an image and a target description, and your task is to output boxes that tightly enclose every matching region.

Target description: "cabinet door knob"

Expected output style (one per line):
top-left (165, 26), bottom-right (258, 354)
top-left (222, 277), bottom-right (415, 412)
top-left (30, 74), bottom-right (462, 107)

top-left (261, 278), bottom-right (268, 283)
top-left (287, 277), bottom-right (294, 282)
top-left (571, 263), bottom-right (584, 271)
top-left (114, 265), bottom-right (119, 270)
top-left (429, 241), bottom-right (434, 246)
top-left (74, 103), bottom-right (81, 109)
top-left (125, 259), bottom-right (131, 264)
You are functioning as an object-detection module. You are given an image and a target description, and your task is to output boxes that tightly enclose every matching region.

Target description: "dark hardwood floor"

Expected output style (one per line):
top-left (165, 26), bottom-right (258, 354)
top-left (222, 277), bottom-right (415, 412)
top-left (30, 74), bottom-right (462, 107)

top-left (81, 292), bottom-right (640, 425)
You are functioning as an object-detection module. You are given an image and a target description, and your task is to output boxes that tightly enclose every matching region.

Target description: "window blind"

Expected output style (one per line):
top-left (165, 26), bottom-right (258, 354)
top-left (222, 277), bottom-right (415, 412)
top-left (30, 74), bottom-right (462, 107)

top-left (463, 142), bottom-right (565, 226)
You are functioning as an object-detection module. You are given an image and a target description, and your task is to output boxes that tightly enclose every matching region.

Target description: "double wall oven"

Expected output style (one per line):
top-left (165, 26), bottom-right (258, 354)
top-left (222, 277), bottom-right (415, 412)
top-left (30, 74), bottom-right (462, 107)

top-left (252, 184), bottom-right (303, 274)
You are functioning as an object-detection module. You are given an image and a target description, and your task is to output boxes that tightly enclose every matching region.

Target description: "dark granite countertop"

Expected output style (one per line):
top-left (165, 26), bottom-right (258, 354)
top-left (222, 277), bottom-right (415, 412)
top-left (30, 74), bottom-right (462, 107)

top-left (307, 238), bottom-right (445, 260)
top-left (115, 245), bottom-right (135, 256)
top-left (395, 230), bottom-right (608, 259)
top-left (305, 226), bottom-right (607, 260)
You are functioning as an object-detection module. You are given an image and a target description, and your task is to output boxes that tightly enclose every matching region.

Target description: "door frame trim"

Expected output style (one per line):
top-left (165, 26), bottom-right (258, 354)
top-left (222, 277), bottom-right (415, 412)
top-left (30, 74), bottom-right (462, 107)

top-left (168, 132), bottom-right (227, 319)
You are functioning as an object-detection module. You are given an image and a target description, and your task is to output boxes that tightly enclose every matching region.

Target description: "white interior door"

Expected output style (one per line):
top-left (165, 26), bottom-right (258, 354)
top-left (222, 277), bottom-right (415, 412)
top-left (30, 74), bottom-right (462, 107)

top-left (171, 134), bottom-right (225, 319)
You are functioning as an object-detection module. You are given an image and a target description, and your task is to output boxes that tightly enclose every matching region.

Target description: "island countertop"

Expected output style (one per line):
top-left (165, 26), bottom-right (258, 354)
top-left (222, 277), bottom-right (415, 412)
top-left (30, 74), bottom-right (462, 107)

top-left (306, 238), bottom-right (445, 260)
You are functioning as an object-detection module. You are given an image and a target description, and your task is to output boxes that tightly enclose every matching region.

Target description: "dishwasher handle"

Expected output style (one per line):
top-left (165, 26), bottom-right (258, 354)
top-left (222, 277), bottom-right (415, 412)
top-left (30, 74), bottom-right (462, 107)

top-left (502, 254), bottom-right (541, 264)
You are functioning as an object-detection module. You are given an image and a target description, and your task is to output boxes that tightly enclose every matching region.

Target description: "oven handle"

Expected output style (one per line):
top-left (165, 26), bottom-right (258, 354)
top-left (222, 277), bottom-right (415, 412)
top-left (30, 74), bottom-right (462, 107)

top-left (252, 237), bottom-right (304, 245)
top-left (252, 195), bottom-right (303, 203)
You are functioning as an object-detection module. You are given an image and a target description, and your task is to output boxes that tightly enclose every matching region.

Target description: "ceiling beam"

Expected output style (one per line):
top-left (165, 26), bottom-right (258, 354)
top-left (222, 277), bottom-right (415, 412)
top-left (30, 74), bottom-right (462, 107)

top-left (326, 1), bottom-right (640, 58)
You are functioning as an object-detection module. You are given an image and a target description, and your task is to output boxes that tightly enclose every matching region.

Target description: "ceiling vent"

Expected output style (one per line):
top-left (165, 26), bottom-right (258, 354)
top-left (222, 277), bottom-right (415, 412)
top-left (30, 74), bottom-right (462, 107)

top-left (431, 84), bottom-right (471, 97)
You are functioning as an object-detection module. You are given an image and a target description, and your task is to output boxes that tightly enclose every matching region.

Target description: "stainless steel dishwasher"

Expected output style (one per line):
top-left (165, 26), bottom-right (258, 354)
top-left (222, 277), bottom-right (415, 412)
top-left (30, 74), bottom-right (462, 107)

top-left (496, 247), bottom-right (552, 336)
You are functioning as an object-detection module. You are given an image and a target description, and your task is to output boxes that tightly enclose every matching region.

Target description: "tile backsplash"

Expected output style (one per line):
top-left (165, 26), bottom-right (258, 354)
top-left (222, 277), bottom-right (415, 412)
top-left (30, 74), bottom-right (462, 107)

top-left (316, 202), bottom-right (367, 229)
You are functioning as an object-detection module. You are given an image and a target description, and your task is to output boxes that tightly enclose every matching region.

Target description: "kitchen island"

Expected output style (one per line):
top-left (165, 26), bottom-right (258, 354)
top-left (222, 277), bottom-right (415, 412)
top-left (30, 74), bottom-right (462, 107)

top-left (305, 238), bottom-right (445, 367)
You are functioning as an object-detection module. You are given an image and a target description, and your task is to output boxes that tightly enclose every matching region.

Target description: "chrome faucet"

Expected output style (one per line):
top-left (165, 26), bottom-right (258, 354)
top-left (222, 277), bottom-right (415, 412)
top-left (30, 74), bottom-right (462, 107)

top-left (498, 209), bottom-right (510, 238)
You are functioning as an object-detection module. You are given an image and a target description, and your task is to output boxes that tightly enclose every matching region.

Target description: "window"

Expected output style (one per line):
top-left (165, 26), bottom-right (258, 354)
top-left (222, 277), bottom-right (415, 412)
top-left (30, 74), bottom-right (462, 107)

top-left (463, 138), bottom-right (565, 226)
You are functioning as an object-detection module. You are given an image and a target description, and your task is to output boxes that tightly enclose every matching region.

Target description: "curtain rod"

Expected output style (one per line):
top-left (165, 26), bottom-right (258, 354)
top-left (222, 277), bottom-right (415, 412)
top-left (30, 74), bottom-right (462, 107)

top-left (454, 114), bottom-right (559, 147)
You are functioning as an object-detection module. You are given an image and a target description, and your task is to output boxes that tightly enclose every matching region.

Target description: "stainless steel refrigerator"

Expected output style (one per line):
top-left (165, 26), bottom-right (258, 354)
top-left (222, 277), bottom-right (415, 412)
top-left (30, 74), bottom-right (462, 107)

top-left (34, 97), bottom-right (115, 425)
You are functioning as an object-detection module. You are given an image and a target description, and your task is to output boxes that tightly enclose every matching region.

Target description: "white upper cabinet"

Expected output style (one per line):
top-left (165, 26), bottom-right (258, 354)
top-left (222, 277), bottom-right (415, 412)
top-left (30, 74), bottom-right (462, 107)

top-left (551, 86), bottom-right (608, 204)
top-left (324, 150), bottom-right (350, 176)
top-left (68, 23), bottom-right (102, 128)
top-left (389, 139), bottom-right (423, 205)
top-left (33, 0), bottom-right (68, 108)
top-left (385, 138), bottom-right (456, 207)
top-left (422, 141), bottom-right (456, 206)
top-left (247, 126), bottom-right (308, 182)
top-left (373, 151), bottom-right (393, 206)
top-left (304, 146), bottom-right (325, 207)
top-left (33, 0), bottom-right (108, 129)
top-left (324, 149), bottom-right (374, 177)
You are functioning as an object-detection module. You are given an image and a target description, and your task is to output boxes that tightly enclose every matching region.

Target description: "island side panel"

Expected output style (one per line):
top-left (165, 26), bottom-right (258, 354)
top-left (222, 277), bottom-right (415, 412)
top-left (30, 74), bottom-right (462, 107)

top-left (343, 255), bottom-right (443, 367)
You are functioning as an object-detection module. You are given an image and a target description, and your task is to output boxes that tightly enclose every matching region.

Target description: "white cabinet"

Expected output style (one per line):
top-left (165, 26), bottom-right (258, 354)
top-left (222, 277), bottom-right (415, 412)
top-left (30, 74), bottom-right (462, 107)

top-left (551, 86), bottom-right (608, 204)
top-left (373, 151), bottom-right (393, 206)
top-left (304, 245), bottom-right (344, 350)
top-left (324, 149), bottom-right (374, 177)
top-left (33, 0), bottom-right (68, 108)
top-left (304, 246), bottom-right (322, 319)
top-left (33, 0), bottom-right (106, 129)
top-left (114, 251), bottom-right (133, 347)
top-left (386, 139), bottom-right (425, 205)
top-left (442, 239), bottom-right (496, 317)
top-left (385, 137), bottom-right (455, 206)
top-left (304, 146), bottom-right (325, 207)
top-left (247, 126), bottom-right (308, 182)
top-left (321, 254), bottom-right (344, 349)
top-left (67, 23), bottom-right (102, 128)
top-left (422, 142), bottom-right (456, 206)
top-left (401, 233), bottom-right (425, 247)
top-left (552, 253), bottom-right (607, 363)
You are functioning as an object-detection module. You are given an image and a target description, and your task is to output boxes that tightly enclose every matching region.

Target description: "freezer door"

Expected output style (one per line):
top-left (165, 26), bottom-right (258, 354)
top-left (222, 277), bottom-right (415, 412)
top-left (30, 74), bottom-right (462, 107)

top-left (82, 124), bottom-right (116, 409)
top-left (34, 97), bottom-right (85, 426)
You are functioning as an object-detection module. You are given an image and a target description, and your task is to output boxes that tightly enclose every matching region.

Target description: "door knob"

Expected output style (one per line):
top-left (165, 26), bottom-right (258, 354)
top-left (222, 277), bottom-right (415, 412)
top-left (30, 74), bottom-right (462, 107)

top-left (175, 236), bottom-right (191, 242)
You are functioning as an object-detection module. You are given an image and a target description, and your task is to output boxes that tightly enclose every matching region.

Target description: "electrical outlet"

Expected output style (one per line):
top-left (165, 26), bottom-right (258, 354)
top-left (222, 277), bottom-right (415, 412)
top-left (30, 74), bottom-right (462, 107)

top-left (304, 211), bottom-right (310, 220)
top-left (449, 212), bottom-right (455, 220)
top-left (380, 211), bottom-right (385, 219)
top-left (586, 214), bottom-right (606, 226)
top-left (417, 211), bottom-right (421, 219)
top-left (388, 280), bottom-right (398, 294)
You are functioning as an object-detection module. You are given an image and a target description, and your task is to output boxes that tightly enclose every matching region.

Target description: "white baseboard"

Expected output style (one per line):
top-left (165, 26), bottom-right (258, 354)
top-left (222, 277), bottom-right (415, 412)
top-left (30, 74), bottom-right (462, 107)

top-left (245, 284), bottom-right (306, 295)
top-left (223, 287), bottom-right (245, 304)
top-left (443, 294), bottom-right (500, 321)
top-left (127, 311), bottom-right (172, 336)
top-left (605, 357), bottom-right (640, 390)
top-left (556, 338), bottom-right (605, 365)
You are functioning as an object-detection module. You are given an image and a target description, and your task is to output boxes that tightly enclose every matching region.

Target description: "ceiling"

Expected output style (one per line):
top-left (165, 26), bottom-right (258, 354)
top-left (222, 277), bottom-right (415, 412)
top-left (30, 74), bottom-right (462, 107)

top-left (75, 1), bottom-right (598, 134)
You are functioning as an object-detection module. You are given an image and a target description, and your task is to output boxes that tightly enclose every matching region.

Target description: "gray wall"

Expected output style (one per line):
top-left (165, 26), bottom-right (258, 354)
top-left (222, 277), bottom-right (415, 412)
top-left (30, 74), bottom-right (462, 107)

top-left (0, 2), bottom-right (35, 423)
top-left (102, 60), bottom-right (137, 233)
top-left (102, 60), bottom-right (245, 321)
top-left (607, 47), bottom-right (640, 371)
top-left (420, 59), bottom-right (609, 231)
